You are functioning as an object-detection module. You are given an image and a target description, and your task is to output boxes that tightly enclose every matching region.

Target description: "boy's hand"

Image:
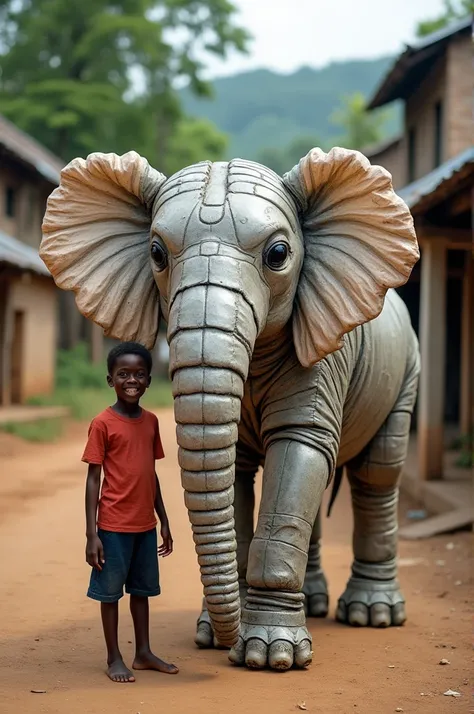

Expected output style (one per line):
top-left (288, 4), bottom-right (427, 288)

top-left (86, 534), bottom-right (105, 570)
top-left (158, 522), bottom-right (173, 557)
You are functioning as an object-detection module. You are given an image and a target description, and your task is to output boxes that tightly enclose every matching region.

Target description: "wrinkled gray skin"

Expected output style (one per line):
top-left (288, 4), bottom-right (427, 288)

top-left (41, 153), bottom-right (420, 672)
top-left (153, 161), bottom-right (420, 670)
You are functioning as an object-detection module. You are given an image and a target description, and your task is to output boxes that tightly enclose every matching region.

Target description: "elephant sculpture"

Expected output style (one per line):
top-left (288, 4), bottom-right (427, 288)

top-left (40, 147), bottom-right (420, 671)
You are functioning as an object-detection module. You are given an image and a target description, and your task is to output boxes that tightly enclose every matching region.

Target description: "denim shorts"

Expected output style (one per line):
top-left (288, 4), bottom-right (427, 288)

top-left (87, 528), bottom-right (160, 603)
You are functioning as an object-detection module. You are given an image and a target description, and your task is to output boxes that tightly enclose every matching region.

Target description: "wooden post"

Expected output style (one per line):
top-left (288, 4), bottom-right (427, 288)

top-left (460, 251), bottom-right (473, 436)
top-left (417, 239), bottom-right (447, 480)
top-left (90, 323), bottom-right (104, 364)
top-left (0, 277), bottom-right (13, 407)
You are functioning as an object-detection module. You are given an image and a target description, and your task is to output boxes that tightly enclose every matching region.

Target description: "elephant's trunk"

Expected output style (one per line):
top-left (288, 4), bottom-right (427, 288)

top-left (168, 283), bottom-right (258, 647)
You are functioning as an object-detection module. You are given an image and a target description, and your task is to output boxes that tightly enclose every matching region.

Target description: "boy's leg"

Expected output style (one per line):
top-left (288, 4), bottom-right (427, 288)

top-left (101, 603), bottom-right (135, 682)
top-left (130, 596), bottom-right (178, 673)
top-left (87, 530), bottom-right (135, 682)
top-left (126, 529), bottom-right (178, 674)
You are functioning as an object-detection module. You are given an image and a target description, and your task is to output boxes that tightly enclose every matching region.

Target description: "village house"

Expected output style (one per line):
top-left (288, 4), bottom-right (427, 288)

top-left (365, 17), bottom-right (473, 524)
top-left (0, 115), bottom-right (65, 406)
top-left (0, 115), bottom-right (107, 409)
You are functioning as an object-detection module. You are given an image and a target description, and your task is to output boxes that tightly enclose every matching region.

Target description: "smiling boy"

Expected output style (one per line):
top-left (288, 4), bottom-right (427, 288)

top-left (83, 341), bottom-right (178, 683)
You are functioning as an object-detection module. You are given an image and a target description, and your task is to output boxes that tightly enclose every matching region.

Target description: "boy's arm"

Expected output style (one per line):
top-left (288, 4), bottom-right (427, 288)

top-left (85, 464), bottom-right (104, 570)
top-left (155, 472), bottom-right (173, 556)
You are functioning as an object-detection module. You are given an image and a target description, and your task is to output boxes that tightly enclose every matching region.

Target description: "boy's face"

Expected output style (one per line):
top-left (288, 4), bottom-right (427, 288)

top-left (107, 354), bottom-right (151, 404)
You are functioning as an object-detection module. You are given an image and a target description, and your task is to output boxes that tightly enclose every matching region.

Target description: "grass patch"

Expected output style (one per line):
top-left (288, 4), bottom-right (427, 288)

top-left (4, 344), bottom-right (173, 443)
top-left (448, 431), bottom-right (473, 469)
top-left (27, 342), bottom-right (173, 422)
top-left (1, 418), bottom-right (64, 442)
top-left (28, 382), bottom-right (173, 422)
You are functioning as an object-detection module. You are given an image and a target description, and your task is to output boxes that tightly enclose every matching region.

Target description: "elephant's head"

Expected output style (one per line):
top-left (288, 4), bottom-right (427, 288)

top-left (40, 149), bottom-right (418, 646)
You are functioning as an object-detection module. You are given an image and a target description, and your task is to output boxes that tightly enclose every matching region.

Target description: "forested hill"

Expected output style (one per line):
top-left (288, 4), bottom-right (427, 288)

top-left (180, 56), bottom-right (400, 160)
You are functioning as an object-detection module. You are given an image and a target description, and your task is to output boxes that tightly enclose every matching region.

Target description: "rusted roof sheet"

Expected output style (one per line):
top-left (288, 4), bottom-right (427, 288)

top-left (397, 146), bottom-right (474, 212)
top-left (368, 16), bottom-right (472, 109)
top-left (0, 230), bottom-right (50, 276)
top-left (0, 114), bottom-right (63, 184)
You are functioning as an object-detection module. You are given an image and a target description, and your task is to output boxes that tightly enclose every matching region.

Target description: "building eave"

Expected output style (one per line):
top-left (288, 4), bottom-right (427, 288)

top-left (363, 135), bottom-right (403, 160)
top-left (368, 16), bottom-right (472, 109)
top-left (0, 114), bottom-right (63, 186)
top-left (0, 230), bottom-right (51, 277)
top-left (397, 146), bottom-right (474, 214)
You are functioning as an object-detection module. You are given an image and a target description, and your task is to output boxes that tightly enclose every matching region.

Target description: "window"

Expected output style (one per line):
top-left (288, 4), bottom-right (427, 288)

top-left (434, 100), bottom-right (443, 168)
top-left (5, 187), bottom-right (16, 218)
top-left (408, 128), bottom-right (416, 183)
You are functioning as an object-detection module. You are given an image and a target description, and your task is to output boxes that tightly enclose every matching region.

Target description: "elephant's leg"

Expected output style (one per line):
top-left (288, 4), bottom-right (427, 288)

top-left (229, 440), bottom-right (329, 671)
top-left (303, 509), bottom-right (329, 618)
top-left (336, 409), bottom-right (412, 628)
top-left (195, 467), bottom-right (256, 649)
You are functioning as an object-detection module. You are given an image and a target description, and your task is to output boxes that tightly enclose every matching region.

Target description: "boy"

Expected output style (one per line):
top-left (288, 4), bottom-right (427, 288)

top-left (83, 341), bottom-right (178, 683)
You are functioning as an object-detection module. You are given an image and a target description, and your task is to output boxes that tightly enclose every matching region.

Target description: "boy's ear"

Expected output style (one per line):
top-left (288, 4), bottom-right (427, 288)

top-left (107, 375), bottom-right (113, 388)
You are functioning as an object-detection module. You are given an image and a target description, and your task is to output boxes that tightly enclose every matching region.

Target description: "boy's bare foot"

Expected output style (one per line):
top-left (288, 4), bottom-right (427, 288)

top-left (133, 651), bottom-right (179, 674)
top-left (107, 659), bottom-right (135, 683)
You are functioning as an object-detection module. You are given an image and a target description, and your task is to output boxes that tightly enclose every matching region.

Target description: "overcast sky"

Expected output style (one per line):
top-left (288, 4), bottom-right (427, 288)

top-left (205, 0), bottom-right (446, 77)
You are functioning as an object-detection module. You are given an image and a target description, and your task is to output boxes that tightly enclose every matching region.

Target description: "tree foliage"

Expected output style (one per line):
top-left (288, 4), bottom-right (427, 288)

top-left (0, 0), bottom-right (248, 168)
top-left (255, 135), bottom-right (322, 175)
top-left (180, 58), bottom-right (399, 159)
top-left (330, 92), bottom-right (388, 150)
top-left (416, 0), bottom-right (472, 37)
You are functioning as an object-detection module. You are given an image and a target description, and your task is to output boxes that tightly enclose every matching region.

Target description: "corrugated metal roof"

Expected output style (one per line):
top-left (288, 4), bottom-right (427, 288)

top-left (0, 114), bottom-right (63, 184)
top-left (0, 230), bottom-right (50, 276)
top-left (397, 146), bottom-right (474, 210)
top-left (368, 16), bottom-right (472, 108)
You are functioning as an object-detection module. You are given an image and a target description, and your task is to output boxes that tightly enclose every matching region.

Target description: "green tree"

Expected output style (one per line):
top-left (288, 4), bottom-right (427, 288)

top-left (330, 92), bottom-right (388, 150)
top-left (256, 135), bottom-right (322, 175)
top-left (416, 0), bottom-right (472, 37)
top-left (0, 0), bottom-right (248, 164)
top-left (165, 116), bottom-right (228, 174)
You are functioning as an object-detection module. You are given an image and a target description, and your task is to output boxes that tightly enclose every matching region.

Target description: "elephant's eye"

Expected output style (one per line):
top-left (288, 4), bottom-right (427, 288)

top-left (150, 241), bottom-right (168, 271)
top-left (264, 242), bottom-right (289, 270)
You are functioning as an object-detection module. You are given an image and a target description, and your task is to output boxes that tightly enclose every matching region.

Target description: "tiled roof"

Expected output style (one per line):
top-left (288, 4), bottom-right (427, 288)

top-left (368, 16), bottom-right (472, 109)
top-left (397, 146), bottom-right (474, 211)
top-left (0, 230), bottom-right (50, 276)
top-left (0, 114), bottom-right (63, 184)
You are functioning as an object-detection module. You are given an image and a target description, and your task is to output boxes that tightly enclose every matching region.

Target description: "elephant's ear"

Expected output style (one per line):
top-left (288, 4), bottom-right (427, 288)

top-left (283, 147), bottom-right (419, 367)
top-left (40, 151), bottom-right (166, 349)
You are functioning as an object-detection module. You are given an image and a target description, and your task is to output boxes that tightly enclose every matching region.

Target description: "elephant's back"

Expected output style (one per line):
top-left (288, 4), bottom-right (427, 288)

top-left (338, 289), bottom-right (418, 465)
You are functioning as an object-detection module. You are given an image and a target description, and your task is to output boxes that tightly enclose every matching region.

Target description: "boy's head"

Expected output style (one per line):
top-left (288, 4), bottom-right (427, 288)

top-left (107, 342), bottom-right (153, 404)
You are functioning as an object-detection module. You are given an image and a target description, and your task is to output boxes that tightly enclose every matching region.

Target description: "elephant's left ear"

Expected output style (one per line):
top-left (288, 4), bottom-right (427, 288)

top-left (283, 147), bottom-right (419, 368)
top-left (41, 151), bottom-right (167, 349)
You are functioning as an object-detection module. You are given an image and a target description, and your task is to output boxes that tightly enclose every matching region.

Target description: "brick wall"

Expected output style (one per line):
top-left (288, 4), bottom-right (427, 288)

top-left (445, 33), bottom-right (473, 159)
top-left (367, 140), bottom-right (405, 189)
top-left (405, 54), bottom-right (447, 181)
top-left (0, 160), bottom-right (50, 248)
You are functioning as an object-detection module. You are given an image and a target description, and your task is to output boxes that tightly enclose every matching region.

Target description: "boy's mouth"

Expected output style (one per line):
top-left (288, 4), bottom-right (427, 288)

top-left (124, 387), bottom-right (140, 396)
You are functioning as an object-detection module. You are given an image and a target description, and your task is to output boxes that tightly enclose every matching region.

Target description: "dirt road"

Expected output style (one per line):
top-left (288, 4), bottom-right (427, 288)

top-left (0, 409), bottom-right (471, 714)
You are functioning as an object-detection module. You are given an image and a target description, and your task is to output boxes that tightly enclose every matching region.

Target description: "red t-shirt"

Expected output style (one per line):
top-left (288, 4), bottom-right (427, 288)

top-left (82, 407), bottom-right (165, 533)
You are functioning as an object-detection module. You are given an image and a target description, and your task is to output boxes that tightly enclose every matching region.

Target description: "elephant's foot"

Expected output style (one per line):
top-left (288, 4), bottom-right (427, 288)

top-left (303, 567), bottom-right (329, 618)
top-left (336, 576), bottom-right (406, 628)
top-left (228, 589), bottom-right (312, 671)
top-left (195, 585), bottom-right (248, 650)
top-left (194, 607), bottom-right (219, 649)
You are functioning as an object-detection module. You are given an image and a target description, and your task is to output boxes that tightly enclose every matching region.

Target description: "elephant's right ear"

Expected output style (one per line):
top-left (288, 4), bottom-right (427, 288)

top-left (40, 151), bottom-right (167, 349)
top-left (283, 148), bottom-right (419, 367)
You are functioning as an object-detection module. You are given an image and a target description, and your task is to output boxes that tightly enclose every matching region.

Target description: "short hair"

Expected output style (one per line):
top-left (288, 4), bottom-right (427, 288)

top-left (107, 342), bottom-right (153, 374)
